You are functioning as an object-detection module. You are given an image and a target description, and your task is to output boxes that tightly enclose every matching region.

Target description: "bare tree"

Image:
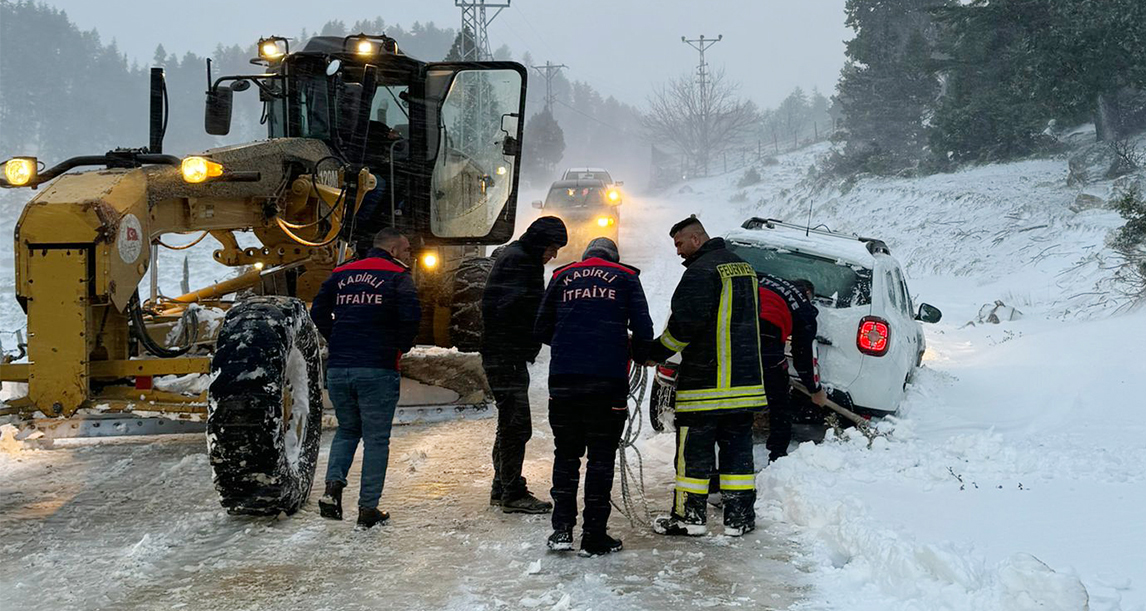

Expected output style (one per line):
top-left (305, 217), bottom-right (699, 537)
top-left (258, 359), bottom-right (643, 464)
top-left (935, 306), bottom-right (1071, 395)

top-left (643, 69), bottom-right (759, 176)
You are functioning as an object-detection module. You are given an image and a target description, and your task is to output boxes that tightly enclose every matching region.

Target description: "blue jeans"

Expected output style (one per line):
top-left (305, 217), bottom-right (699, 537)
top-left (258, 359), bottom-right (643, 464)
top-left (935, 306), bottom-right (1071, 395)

top-left (324, 368), bottom-right (401, 509)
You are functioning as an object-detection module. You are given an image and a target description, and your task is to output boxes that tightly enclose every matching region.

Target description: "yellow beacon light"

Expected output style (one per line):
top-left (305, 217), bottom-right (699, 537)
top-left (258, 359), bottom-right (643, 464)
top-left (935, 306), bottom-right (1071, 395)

top-left (4, 157), bottom-right (37, 186)
top-left (181, 157), bottom-right (224, 184)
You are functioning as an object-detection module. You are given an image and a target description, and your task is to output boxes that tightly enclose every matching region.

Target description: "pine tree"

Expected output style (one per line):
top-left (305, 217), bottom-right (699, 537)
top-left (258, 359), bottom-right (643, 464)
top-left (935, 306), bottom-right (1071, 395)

top-left (522, 107), bottom-right (565, 180)
top-left (834, 0), bottom-right (950, 175)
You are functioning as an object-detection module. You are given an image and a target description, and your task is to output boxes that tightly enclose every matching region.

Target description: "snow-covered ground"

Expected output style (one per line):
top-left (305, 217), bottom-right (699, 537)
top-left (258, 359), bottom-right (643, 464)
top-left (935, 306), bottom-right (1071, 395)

top-left (2, 140), bottom-right (1144, 610)
top-left (642, 143), bottom-right (1144, 611)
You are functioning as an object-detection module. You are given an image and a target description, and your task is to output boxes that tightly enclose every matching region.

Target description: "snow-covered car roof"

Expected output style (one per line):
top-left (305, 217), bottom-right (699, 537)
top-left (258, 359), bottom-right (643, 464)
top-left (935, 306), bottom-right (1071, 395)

top-left (564, 167), bottom-right (610, 173)
top-left (724, 218), bottom-right (886, 268)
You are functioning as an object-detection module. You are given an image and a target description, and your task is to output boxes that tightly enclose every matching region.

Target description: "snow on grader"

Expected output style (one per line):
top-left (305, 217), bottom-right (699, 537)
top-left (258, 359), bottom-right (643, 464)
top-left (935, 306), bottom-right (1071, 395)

top-left (0, 34), bottom-right (528, 515)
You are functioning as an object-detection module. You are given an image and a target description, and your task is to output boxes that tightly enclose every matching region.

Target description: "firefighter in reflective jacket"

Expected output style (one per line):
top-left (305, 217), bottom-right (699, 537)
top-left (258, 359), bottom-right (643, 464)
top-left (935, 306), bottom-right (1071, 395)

top-left (757, 274), bottom-right (826, 462)
top-left (646, 216), bottom-right (765, 537)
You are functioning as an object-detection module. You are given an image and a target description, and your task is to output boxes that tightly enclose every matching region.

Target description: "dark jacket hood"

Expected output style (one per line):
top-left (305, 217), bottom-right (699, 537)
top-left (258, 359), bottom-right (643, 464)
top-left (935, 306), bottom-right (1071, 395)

top-left (520, 216), bottom-right (569, 254)
top-left (582, 237), bottom-right (620, 263)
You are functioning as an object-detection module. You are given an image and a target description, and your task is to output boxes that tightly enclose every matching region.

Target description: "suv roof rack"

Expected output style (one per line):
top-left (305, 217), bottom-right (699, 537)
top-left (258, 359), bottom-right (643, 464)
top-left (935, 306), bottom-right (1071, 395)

top-left (739, 217), bottom-right (892, 255)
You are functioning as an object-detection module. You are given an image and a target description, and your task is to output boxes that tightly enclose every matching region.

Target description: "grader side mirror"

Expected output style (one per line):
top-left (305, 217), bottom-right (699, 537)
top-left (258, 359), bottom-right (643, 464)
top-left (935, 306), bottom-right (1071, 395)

top-left (501, 135), bottom-right (520, 157)
top-left (205, 86), bottom-right (234, 136)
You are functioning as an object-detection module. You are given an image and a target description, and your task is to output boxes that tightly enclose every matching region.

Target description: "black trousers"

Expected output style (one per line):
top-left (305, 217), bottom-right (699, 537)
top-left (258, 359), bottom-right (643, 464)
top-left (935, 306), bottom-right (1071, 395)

top-left (671, 411), bottom-right (756, 528)
top-left (548, 396), bottom-right (627, 535)
top-left (484, 358), bottom-right (532, 499)
top-left (762, 358), bottom-right (793, 462)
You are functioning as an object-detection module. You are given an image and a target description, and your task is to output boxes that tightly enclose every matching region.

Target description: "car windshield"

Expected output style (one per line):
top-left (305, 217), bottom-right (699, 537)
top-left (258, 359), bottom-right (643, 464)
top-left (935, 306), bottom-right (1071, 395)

top-left (545, 185), bottom-right (607, 208)
top-left (729, 242), bottom-right (872, 308)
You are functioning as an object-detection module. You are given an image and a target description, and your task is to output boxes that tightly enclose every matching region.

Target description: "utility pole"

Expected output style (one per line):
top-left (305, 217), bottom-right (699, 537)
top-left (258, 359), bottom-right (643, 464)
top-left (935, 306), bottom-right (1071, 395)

top-left (531, 61), bottom-right (568, 110)
top-left (455, 0), bottom-right (510, 61)
top-left (682, 34), bottom-right (722, 176)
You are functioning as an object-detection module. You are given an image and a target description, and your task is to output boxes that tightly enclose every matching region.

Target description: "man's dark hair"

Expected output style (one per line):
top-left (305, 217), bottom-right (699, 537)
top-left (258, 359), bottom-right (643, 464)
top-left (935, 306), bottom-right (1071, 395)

top-left (791, 278), bottom-right (815, 298)
top-left (669, 215), bottom-right (705, 237)
top-left (373, 227), bottom-right (406, 250)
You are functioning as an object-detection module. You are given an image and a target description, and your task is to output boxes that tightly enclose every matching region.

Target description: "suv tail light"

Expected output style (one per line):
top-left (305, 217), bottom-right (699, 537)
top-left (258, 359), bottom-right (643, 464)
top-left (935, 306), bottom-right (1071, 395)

top-left (857, 316), bottom-right (890, 356)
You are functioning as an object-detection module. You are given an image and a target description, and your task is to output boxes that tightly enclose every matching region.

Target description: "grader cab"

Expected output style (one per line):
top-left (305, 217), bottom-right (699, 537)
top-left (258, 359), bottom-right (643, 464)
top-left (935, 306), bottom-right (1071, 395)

top-left (0, 34), bottom-right (527, 515)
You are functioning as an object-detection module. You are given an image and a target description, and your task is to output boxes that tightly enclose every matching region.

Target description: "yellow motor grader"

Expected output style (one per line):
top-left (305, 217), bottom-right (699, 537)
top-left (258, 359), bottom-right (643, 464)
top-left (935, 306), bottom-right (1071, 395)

top-left (0, 34), bottom-right (527, 515)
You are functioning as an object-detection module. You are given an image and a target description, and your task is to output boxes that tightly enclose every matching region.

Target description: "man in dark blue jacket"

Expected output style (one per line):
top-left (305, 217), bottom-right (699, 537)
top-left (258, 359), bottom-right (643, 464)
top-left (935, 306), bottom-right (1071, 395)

top-left (481, 216), bottom-right (568, 514)
top-left (310, 228), bottom-right (421, 529)
top-left (535, 237), bottom-right (654, 556)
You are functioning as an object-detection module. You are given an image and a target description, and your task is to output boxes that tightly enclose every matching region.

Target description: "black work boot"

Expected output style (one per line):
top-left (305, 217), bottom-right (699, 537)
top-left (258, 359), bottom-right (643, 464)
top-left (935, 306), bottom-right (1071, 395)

top-left (356, 506), bottom-right (390, 530)
top-left (546, 529), bottom-right (574, 551)
top-left (318, 481), bottom-right (345, 520)
top-left (652, 515), bottom-right (707, 537)
top-left (579, 532), bottom-right (623, 557)
top-left (724, 522), bottom-right (756, 537)
top-left (501, 491), bottom-right (553, 514)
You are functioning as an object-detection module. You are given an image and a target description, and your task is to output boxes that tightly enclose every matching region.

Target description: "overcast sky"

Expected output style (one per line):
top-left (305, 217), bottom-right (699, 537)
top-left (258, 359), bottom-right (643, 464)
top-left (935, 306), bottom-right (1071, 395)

top-left (42, 0), bottom-right (850, 109)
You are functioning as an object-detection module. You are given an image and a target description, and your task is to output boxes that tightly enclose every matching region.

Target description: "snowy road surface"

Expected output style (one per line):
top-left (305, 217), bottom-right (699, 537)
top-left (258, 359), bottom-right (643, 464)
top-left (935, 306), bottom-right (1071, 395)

top-left (0, 378), bottom-right (809, 611)
top-left (0, 190), bottom-right (811, 611)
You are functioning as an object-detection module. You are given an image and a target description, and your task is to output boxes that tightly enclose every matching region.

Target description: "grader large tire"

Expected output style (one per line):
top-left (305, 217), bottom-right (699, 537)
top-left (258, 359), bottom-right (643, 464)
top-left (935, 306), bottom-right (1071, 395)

top-left (207, 296), bottom-right (324, 516)
top-left (448, 256), bottom-right (493, 353)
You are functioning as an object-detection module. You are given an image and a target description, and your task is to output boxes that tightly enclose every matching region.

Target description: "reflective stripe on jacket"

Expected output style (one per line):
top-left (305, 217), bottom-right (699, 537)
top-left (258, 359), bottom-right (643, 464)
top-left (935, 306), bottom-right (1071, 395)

top-left (649, 238), bottom-right (766, 414)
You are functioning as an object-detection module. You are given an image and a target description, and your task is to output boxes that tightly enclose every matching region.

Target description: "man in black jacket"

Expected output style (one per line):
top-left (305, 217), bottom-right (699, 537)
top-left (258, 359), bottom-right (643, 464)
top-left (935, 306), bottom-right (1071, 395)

top-left (482, 216), bottom-right (568, 514)
top-left (646, 216), bottom-right (766, 537)
top-left (310, 228), bottom-right (421, 529)
top-left (535, 237), bottom-right (654, 555)
top-left (758, 275), bottom-right (826, 462)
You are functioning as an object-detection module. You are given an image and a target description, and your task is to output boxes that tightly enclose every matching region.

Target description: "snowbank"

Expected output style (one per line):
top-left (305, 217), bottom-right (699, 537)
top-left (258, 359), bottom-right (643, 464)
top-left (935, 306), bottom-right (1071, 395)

top-left (671, 145), bottom-right (1145, 611)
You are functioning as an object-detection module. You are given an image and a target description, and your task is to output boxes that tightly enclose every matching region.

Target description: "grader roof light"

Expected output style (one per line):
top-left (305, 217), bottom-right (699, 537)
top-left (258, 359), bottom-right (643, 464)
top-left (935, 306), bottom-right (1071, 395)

top-left (257, 36), bottom-right (289, 61)
top-left (181, 156), bottom-right (224, 184)
top-left (3, 157), bottom-right (37, 187)
top-left (356, 39), bottom-right (376, 56)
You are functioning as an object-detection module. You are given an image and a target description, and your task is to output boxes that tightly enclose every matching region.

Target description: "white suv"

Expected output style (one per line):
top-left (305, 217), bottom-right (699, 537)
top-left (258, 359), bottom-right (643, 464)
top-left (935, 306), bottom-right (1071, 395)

top-left (650, 218), bottom-right (941, 426)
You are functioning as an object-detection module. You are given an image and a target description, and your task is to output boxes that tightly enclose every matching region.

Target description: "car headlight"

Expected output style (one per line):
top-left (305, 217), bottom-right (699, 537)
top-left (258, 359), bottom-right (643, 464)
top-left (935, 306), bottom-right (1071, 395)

top-left (3, 157), bottom-right (37, 186)
top-left (607, 189), bottom-right (620, 203)
top-left (596, 216), bottom-right (615, 228)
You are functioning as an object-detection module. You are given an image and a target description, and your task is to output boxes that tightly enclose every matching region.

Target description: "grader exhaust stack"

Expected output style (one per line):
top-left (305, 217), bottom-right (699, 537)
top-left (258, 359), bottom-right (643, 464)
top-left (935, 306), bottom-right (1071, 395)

top-left (0, 34), bottom-right (528, 516)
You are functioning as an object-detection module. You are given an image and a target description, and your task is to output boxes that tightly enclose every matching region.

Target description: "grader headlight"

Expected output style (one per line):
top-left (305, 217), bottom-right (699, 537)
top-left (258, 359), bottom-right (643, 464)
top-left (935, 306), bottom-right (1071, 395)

top-left (356, 39), bottom-right (376, 56)
top-left (181, 156), bottom-right (224, 184)
top-left (3, 157), bottom-right (37, 187)
top-left (257, 36), bottom-right (288, 61)
top-left (422, 253), bottom-right (439, 270)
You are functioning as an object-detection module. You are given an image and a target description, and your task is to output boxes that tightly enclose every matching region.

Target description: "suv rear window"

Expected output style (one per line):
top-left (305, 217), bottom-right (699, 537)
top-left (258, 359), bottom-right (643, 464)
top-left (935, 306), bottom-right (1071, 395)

top-left (545, 186), bottom-right (607, 208)
top-left (729, 242), bottom-right (872, 308)
top-left (566, 171), bottom-right (613, 183)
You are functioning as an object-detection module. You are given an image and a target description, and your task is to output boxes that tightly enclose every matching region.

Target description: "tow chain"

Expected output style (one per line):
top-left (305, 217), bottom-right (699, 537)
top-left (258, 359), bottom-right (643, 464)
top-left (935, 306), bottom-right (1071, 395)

top-left (612, 364), bottom-right (654, 528)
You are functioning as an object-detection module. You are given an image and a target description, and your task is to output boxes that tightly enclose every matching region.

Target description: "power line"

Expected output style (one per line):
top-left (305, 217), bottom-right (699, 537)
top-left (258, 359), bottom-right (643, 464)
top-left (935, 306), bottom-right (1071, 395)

top-left (531, 61), bottom-right (568, 110)
top-left (682, 34), bottom-right (723, 176)
top-left (454, 0), bottom-right (511, 61)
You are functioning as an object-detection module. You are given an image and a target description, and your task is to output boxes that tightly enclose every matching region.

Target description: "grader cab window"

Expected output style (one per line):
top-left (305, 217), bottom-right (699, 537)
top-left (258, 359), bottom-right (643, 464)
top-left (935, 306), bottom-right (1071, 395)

top-left (429, 69), bottom-right (523, 238)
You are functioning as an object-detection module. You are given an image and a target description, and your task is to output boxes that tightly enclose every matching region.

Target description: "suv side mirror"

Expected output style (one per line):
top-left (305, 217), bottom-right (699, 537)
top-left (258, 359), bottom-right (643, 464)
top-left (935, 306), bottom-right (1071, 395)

top-left (531, 199), bottom-right (543, 210)
top-left (205, 86), bottom-right (234, 136)
top-left (615, 181), bottom-right (624, 186)
top-left (916, 303), bottom-right (942, 323)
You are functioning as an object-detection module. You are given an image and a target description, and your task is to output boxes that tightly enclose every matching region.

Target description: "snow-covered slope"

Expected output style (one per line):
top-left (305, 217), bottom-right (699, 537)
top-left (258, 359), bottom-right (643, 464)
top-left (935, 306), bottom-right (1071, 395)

top-left (642, 144), bottom-right (1143, 611)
